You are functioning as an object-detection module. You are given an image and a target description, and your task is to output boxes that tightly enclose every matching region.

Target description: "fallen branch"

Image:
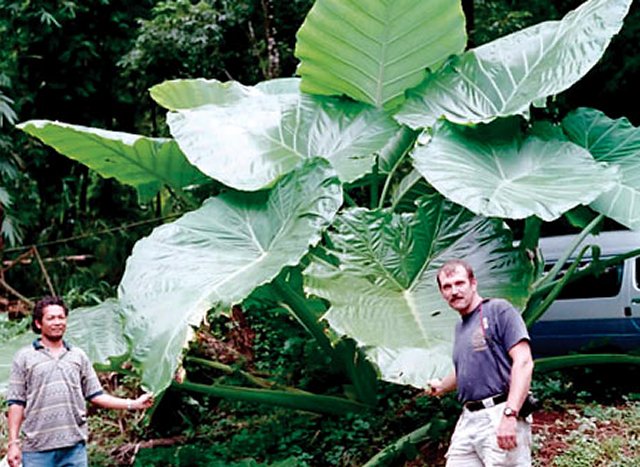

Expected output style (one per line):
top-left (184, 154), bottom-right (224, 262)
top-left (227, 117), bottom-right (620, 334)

top-left (2, 254), bottom-right (92, 267)
top-left (111, 437), bottom-right (188, 465)
top-left (0, 277), bottom-right (33, 307)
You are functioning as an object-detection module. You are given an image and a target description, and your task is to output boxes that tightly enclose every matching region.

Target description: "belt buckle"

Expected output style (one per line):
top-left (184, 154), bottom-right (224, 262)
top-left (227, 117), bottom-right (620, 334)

top-left (481, 396), bottom-right (496, 408)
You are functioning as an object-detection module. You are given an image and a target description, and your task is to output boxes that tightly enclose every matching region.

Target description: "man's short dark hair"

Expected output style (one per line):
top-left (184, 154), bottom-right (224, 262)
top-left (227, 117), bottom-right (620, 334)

top-left (32, 296), bottom-right (69, 334)
top-left (436, 259), bottom-right (475, 289)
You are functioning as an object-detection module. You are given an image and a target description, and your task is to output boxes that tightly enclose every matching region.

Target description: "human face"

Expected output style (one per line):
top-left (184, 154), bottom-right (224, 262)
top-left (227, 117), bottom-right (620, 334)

top-left (36, 304), bottom-right (67, 342)
top-left (437, 265), bottom-right (479, 315)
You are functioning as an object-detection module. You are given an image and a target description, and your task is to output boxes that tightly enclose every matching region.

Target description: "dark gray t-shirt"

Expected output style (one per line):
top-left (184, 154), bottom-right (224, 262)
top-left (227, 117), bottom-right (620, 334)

top-left (452, 298), bottom-right (529, 403)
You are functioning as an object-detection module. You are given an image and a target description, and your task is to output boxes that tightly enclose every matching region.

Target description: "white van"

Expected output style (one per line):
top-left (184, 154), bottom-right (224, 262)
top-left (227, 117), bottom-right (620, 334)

top-left (530, 230), bottom-right (640, 356)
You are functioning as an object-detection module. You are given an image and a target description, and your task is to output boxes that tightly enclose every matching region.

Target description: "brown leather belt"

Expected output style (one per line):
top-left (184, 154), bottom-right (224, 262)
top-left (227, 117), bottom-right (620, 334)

top-left (464, 393), bottom-right (507, 412)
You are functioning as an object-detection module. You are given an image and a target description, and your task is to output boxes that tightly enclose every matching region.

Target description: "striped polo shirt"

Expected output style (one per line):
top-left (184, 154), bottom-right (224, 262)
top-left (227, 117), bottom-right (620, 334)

top-left (6, 339), bottom-right (104, 452)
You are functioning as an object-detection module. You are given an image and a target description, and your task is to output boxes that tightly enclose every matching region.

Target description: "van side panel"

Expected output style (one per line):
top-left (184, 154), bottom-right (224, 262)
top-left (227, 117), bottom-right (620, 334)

top-left (530, 317), bottom-right (640, 356)
top-left (530, 256), bottom-right (640, 356)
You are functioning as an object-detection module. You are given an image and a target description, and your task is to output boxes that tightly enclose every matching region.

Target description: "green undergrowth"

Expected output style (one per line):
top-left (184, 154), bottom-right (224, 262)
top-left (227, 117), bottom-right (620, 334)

top-left (5, 303), bottom-right (640, 466)
top-left (532, 363), bottom-right (640, 406)
top-left (87, 303), bottom-right (640, 466)
top-left (531, 364), bottom-right (640, 467)
top-left (0, 313), bottom-right (29, 343)
top-left (543, 402), bottom-right (640, 467)
top-left (129, 305), bottom-right (460, 466)
top-left (134, 391), bottom-right (457, 466)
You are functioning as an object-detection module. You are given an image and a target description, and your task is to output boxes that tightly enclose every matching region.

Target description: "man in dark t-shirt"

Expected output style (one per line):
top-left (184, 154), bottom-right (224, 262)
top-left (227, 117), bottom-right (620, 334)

top-left (426, 259), bottom-right (534, 466)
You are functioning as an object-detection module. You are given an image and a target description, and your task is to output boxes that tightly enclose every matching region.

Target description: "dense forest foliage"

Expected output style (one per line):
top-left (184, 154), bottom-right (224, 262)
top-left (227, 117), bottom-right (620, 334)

top-left (0, 0), bottom-right (317, 301)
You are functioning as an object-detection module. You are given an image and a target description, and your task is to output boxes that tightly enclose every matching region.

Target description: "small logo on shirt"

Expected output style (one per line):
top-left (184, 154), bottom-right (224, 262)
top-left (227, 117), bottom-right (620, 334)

top-left (472, 327), bottom-right (488, 351)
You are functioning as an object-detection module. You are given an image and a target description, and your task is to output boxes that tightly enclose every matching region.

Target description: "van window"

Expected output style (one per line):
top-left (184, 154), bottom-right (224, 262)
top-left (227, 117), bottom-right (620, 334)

top-left (635, 258), bottom-right (640, 289)
top-left (546, 261), bottom-right (623, 299)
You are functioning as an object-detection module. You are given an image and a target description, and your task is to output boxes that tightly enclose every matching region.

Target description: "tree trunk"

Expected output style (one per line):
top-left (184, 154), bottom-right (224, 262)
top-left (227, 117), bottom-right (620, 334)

top-left (261, 0), bottom-right (281, 78)
top-left (0, 203), bottom-right (4, 257)
top-left (462, 0), bottom-right (475, 47)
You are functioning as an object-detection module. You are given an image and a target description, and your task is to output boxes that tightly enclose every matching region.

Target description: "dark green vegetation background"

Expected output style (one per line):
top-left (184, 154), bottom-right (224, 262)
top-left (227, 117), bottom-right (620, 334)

top-left (1, 0), bottom-right (638, 300)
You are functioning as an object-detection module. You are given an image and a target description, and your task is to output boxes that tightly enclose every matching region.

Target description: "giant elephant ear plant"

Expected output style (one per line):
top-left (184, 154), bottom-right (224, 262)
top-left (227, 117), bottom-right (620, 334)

top-left (8, 0), bottom-right (640, 426)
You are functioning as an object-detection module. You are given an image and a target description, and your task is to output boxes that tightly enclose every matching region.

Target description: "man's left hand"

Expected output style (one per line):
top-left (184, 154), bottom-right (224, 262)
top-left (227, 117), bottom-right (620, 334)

top-left (496, 415), bottom-right (518, 450)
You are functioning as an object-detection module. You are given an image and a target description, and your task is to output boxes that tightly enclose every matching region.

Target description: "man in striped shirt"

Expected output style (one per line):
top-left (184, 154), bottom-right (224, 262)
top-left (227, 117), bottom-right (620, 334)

top-left (6, 296), bottom-right (153, 467)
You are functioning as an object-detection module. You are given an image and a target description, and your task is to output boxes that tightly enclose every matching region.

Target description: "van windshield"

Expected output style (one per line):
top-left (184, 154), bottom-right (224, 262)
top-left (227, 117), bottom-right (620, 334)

top-left (545, 261), bottom-right (623, 299)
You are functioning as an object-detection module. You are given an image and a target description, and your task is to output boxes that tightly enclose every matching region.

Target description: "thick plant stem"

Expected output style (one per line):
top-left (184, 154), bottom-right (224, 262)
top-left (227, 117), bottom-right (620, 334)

top-left (524, 216), bottom-right (640, 326)
top-left (531, 246), bottom-right (640, 300)
top-left (271, 275), bottom-right (378, 406)
top-left (333, 338), bottom-right (378, 406)
top-left (174, 380), bottom-right (368, 415)
top-left (378, 127), bottom-right (419, 209)
top-left (520, 216), bottom-right (542, 253)
top-left (535, 354), bottom-right (640, 373)
top-left (343, 191), bottom-right (358, 208)
top-left (524, 244), bottom-right (591, 327)
top-left (370, 157), bottom-right (379, 209)
top-left (271, 276), bottom-right (334, 355)
top-left (185, 357), bottom-right (307, 392)
top-left (362, 421), bottom-right (433, 466)
top-left (534, 213), bottom-right (604, 289)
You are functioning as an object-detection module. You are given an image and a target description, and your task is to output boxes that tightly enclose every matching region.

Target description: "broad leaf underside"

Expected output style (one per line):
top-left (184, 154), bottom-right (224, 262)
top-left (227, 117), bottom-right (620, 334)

top-left (563, 108), bottom-right (640, 230)
top-left (65, 299), bottom-right (129, 368)
top-left (162, 79), bottom-right (400, 191)
top-left (396, 0), bottom-right (632, 128)
top-left (304, 195), bottom-right (533, 387)
top-left (119, 159), bottom-right (343, 392)
top-left (411, 120), bottom-right (620, 221)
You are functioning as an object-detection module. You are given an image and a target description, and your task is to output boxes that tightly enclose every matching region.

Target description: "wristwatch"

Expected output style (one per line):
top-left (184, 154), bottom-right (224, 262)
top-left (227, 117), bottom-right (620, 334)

top-left (503, 406), bottom-right (518, 417)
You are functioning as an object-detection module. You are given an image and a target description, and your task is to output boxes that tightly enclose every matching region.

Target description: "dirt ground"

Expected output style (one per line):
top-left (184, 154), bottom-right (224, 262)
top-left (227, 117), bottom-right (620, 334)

top-left (411, 404), bottom-right (636, 467)
top-left (1, 404), bottom-right (635, 466)
top-left (533, 408), bottom-right (584, 464)
top-left (532, 404), bottom-right (636, 465)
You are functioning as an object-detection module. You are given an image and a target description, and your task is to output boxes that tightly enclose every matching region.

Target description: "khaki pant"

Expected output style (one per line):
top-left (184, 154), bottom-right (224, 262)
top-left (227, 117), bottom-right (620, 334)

top-left (446, 402), bottom-right (532, 467)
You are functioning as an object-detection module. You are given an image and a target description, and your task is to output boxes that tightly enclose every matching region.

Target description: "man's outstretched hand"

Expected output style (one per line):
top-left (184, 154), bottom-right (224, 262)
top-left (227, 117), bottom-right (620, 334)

top-left (131, 392), bottom-right (154, 410)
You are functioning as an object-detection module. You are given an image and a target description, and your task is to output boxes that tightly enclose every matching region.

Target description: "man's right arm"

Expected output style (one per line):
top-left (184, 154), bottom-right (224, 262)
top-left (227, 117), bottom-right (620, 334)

top-left (426, 370), bottom-right (457, 397)
top-left (7, 403), bottom-right (25, 467)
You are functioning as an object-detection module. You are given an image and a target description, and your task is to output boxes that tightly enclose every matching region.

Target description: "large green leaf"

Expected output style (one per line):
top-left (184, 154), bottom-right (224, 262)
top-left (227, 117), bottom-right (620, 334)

top-left (411, 120), bottom-right (619, 221)
top-left (119, 159), bottom-right (343, 392)
top-left (160, 79), bottom-right (400, 191)
top-left (396, 0), bottom-right (632, 128)
top-left (390, 169), bottom-right (436, 213)
top-left (377, 126), bottom-right (419, 174)
top-left (295, 0), bottom-right (466, 110)
top-left (304, 195), bottom-right (533, 387)
top-left (17, 120), bottom-right (207, 202)
top-left (65, 299), bottom-right (129, 369)
top-left (562, 108), bottom-right (640, 230)
top-left (150, 78), bottom-right (300, 111)
top-left (0, 331), bottom-right (33, 395)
